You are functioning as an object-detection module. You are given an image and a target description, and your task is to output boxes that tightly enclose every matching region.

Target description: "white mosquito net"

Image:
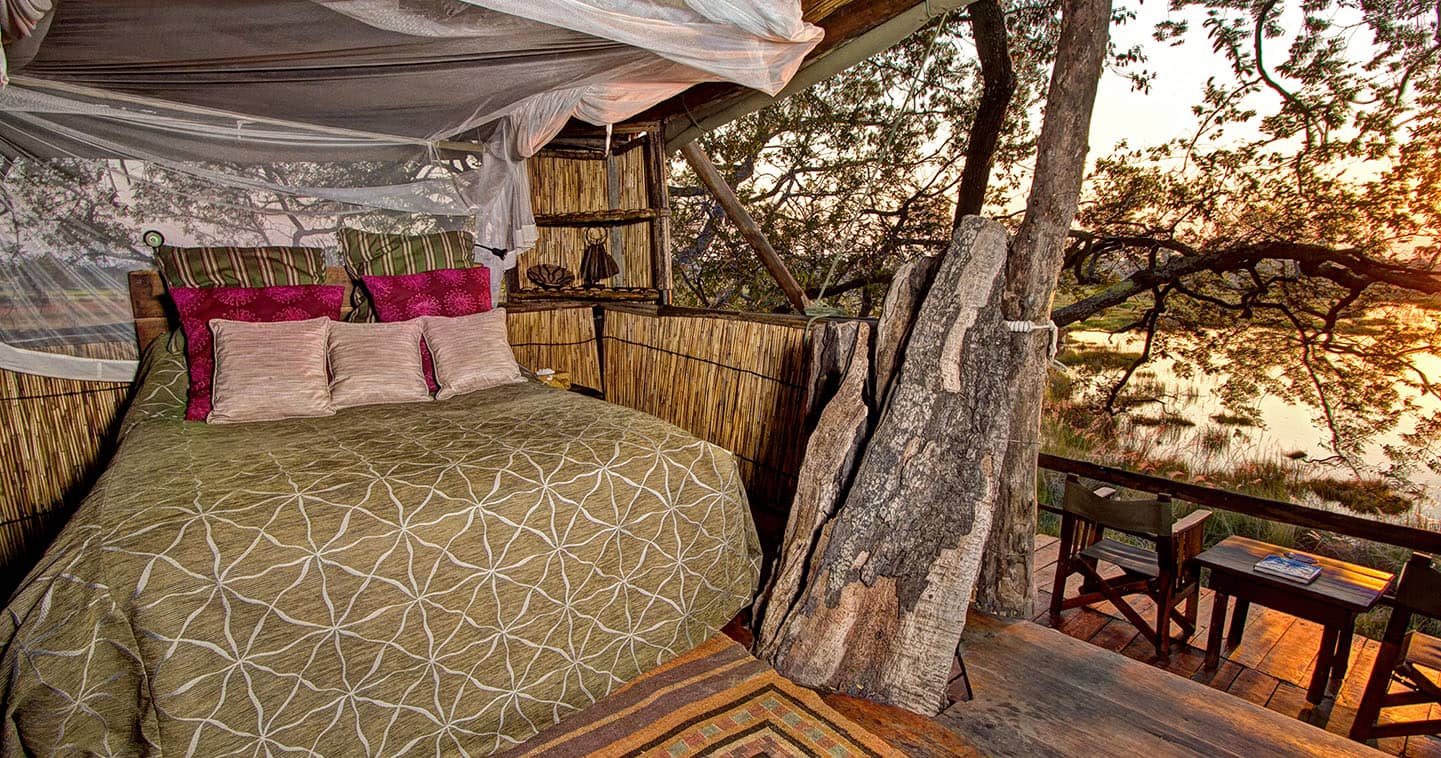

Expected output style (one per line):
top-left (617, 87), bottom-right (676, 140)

top-left (0, 0), bottom-right (821, 380)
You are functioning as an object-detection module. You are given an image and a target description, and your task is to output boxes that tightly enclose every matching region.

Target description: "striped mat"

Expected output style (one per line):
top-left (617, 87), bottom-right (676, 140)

top-left (501, 634), bottom-right (901, 757)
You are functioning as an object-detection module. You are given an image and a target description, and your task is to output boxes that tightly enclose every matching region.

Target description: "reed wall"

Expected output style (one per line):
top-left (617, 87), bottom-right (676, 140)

top-left (506, 307), bottom-right (602, 390)
top-left (0, 367), bottom-right (128, 593)
top-left (601, 308), bottom-right (808, 516)
top-left (521, 149), bottom-right (652, 290)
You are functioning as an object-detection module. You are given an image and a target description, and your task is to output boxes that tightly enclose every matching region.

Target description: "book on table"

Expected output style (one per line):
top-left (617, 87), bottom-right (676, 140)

top-left (1253, 554), bottom-right (1322, 584)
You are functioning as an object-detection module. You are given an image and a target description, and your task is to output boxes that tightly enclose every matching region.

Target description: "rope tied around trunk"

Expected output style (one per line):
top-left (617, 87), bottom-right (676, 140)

top-left (1003, 319), bottom-right (1059, 359)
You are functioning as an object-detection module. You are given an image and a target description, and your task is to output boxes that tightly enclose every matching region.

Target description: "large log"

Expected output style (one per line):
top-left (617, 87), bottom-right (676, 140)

top-left (754, 320), bottom-right (872, 654)
top-left (869, 255), bottom-right (940, 412)
top-left (756, 255), bottom-right (931, 651)
top-left (756, 217), bottom-right (1017, 714)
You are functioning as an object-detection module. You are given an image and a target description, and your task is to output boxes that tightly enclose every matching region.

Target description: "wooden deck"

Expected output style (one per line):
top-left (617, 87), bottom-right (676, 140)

top-left (938, 612), bottom-right (1378, 756)
top-left (1029, 532), bottom-right (1440, 757)
top-left (811, 609), bottom-right (1380, 756)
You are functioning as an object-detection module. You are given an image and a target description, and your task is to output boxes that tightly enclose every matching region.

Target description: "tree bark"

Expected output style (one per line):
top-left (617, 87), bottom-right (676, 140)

top-left (756, 218), bottom-right (1015, 714)
top-left (975, 0), bottom-right (1114, 618)
top-left (952, 0), bottom-right (1016, 223)
top-left (754, 321), bottom-right (872, 652)
top-left (752, 0), bottom-right (1114, 714)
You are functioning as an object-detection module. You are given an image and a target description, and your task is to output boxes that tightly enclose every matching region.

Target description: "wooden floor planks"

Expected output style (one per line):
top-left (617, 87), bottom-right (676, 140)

top-left (1028, 532), bottom-right (1434, 756)
top-left (946, 615), bottom-right (1378, 757)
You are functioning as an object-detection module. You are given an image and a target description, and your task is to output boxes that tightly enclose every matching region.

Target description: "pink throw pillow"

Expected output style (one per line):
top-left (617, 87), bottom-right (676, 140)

top-left (423, 310), bottom-right (524, 400)
top-left (361, 266), bottom-right (492, 322)
top-left (362, 267), bottom-right (491, 392)
top-left (172, 285), bottom-right (344, 421)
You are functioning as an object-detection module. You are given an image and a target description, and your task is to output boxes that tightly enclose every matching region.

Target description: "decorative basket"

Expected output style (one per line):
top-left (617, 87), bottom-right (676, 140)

top-left (526, 263), bottom-right (575, 290)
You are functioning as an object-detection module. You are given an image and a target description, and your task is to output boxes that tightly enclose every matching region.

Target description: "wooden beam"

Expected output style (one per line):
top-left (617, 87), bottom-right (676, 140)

top-left (534, 209), bottom-right (663, 227)
top-left (678, 141), bottom-right (810, 313)
top-left (643, 131), bottom-right (674, 305)
top-left (1037, 453), bottom-right (1441, 554)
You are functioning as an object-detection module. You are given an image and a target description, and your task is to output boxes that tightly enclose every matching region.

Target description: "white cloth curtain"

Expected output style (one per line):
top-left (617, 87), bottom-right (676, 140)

top-left (0, 0), bottom-right (821, 380)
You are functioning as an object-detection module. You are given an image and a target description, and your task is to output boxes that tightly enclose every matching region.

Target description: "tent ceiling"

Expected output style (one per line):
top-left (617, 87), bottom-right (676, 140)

top-left (0, 0), bottom-right (825, 158)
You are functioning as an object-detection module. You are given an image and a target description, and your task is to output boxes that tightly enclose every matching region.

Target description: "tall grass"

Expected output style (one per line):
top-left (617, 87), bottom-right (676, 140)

top-left (1040, 350), bottom-right (1439, 639)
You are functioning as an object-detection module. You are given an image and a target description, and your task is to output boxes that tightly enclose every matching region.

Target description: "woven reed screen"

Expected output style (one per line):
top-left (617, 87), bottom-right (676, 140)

top-left (521, 150), bottom-right (651, 290)
top-left (505, 307), bottom-right (602, 389)
top-left (0, 367), bottom-right (128, 593)
top-left (601, 309), bottom-right (808, 513)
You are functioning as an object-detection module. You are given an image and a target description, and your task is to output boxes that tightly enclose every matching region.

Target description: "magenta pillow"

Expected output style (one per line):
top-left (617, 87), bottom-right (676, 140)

top-left (361, 267), bottom-right (492, 321)
top-left (361, 267), bottom-right (491, 392)
top-left (172, 285), bottom-right (344, 421)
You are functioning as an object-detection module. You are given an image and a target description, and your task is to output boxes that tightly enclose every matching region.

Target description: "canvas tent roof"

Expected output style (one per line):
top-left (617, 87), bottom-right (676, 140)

top-left (0, 1), bottom-right (823, 160)
top-left (0, 0), bottom-right (832, 380)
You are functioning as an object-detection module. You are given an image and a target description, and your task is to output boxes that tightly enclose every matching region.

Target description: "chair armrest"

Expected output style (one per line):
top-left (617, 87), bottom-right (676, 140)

top-left (1173, 509), bottom-right (1212, 536)
top-left (1173, 509), bottom-right (1212, 563)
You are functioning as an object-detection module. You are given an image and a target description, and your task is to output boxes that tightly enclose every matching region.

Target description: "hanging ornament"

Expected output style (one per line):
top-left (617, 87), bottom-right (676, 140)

top-left (579, 227), bottom-right (619, 288)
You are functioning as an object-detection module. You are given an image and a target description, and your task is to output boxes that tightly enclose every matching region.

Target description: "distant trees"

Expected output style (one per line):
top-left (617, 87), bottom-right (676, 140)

top-left (0, 158), bottom-right (456, 268)
top-left (668, 0), bottom-right (1441, 476)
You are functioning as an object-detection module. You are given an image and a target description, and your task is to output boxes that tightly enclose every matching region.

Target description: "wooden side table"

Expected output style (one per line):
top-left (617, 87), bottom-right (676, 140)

top-left (1195, 535), bottom-right (1393, 704)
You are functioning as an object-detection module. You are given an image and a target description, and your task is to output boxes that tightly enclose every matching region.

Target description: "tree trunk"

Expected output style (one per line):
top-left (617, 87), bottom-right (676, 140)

top-left (756, 218), bottom-right (1015, 714)
top-left (975, 0), bottom-right (1114, 618)
top-left (754, 320), bottom-right (872, 649)
top-left (952, 0), bottom-right (1015, 223)
top-left (752, 0), bottom-right (1114, 713)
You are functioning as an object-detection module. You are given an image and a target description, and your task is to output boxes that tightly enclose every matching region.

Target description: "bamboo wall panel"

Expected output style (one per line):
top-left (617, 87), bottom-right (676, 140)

top-left (0, 367), bottom-right (128, 594)
top-left (506, 307), bottom-right (602, 390)
top-left (519, 152), bottom-right (652, 290)
top-left (614, 147), bottom-right (653, 288)
top-left (601, 309), bottom-right (808, 512)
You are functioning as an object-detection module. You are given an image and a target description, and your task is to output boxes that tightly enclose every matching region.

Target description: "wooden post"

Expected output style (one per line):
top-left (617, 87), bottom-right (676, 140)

top-left (678, 141), bottom-right (810, 313)
top-left (642, 127), bottom-right (674, 305)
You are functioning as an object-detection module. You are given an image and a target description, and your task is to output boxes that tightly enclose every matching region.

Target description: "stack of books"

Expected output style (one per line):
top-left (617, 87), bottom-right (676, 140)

top-left (1253, 553), bottom-right (1322, 584)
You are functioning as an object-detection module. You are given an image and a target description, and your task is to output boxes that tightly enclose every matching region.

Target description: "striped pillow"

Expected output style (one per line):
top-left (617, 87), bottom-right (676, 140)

top-left (156, 245), bottom-right (327, 289)
top-left (338, 229), bottom-right (475, 321)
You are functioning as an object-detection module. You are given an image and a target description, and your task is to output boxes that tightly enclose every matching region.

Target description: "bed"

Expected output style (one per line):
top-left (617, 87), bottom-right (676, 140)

top-left (0, 334), bottom-right (761, 755)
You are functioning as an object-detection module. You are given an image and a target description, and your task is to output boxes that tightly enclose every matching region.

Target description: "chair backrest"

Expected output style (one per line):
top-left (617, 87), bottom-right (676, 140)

top-left (1395, 553), bottom-right (1441, 619)
top-left (1062, 476), bottom-right (1174, 537)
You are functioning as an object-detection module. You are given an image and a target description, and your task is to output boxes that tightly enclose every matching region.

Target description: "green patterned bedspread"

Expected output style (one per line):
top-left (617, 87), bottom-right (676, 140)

top-left (1, 337), bottom-right (760, 756)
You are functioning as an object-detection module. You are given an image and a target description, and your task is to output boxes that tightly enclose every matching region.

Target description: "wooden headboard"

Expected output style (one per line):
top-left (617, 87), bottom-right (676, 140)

top-left (127, 268), bottom-right (357, 351)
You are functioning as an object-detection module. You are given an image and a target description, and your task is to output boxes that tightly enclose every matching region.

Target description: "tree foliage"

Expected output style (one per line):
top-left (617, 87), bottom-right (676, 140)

top-left (669, 4), bottom-right (1066, 313)
top-left (669, 0), bottom-right (1441, 481)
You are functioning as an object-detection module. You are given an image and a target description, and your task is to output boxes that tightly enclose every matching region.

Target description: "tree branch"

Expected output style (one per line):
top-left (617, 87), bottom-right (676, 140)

top-left (952, 0), bottom-right (1015, 222)
top-left (1052, 232), bottom-right (1441, 326)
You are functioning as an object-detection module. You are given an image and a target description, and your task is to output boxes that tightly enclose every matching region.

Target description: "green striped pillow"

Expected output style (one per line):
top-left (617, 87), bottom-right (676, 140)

top-left (338, 229), bottom-right (475, 321)
top-left (156, 245), bottom-right (327, 289)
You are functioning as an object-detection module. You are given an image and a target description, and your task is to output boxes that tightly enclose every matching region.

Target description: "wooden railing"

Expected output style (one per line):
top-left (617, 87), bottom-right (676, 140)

top-left (1039, 452), bottom-right (1441, 554)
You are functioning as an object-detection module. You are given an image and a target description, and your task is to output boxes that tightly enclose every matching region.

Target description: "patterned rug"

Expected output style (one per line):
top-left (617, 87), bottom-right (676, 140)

top-left (499, 634), bottom-right (901, 757)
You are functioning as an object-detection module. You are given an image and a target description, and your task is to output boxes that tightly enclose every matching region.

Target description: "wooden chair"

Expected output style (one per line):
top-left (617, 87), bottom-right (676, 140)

top-left (1048, 475), bottom-right (1211, 662)
top-left (1350, 552), bottom-right (1441, 743)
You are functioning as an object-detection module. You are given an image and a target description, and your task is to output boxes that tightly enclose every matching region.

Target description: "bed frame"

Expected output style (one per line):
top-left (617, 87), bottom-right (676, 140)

top-left (127, 268), bottom-right (358, 352)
